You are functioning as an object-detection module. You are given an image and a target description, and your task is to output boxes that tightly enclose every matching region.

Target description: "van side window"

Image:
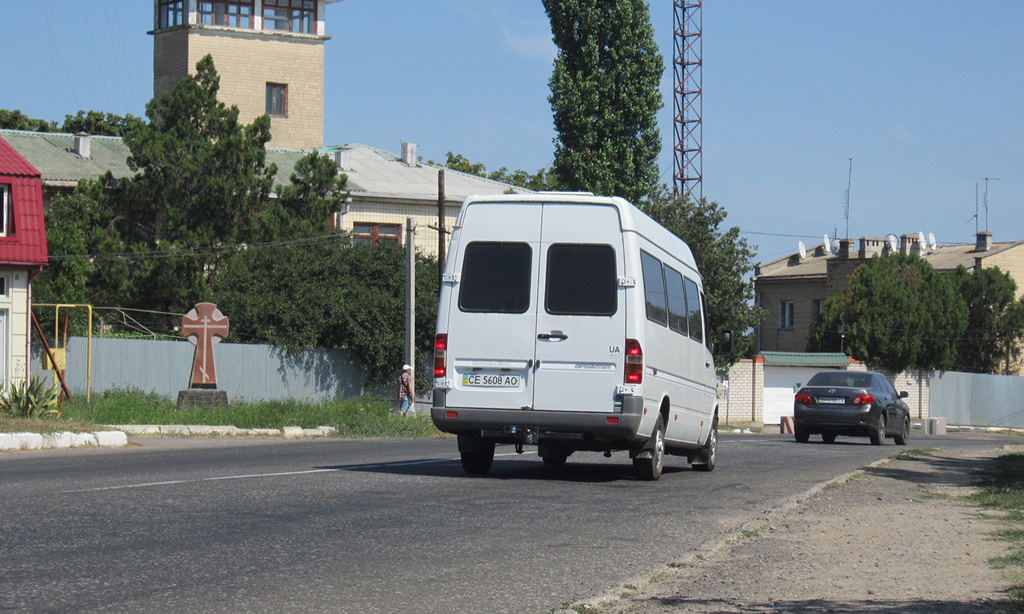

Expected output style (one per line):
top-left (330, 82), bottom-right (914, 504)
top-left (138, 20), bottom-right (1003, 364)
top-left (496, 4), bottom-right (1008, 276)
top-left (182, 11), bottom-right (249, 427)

top-left (664, 266), bottom-right (688, 335)
top-left (701, 290), bottom-right (712, 351)
top-left (684, 277), bottom-right (703, 343)
top-left (546, 244), bottom-right (617, 316)
top-left (640, 251), bottom-right (667, 326)
top-left (459, 242), bottom-right (532, 313)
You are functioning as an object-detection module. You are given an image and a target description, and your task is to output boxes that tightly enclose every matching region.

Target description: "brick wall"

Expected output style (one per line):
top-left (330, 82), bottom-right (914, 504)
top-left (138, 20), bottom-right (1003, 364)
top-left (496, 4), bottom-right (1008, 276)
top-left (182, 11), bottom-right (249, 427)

top-left (724, 356), bottom-right (764, 425)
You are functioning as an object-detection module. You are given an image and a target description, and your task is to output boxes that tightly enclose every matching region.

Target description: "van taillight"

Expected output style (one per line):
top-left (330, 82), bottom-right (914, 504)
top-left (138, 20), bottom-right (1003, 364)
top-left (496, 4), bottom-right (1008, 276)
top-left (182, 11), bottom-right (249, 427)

top-left (434, 334), bottom-right (448, 377)
top-left (625, 339), bottom-right (643, 384)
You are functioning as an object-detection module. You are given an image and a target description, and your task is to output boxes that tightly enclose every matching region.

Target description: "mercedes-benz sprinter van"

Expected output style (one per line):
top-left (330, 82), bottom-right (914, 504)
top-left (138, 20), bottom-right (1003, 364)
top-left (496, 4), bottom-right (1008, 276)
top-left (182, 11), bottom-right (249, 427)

top-left (431, 193), bottom-right (718, 480)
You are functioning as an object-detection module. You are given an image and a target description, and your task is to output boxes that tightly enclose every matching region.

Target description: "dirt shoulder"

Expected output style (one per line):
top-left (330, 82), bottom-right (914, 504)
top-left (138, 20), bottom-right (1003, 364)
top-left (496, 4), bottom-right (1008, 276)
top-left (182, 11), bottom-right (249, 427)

top-left (574, 444), bottom-right (1018, 614)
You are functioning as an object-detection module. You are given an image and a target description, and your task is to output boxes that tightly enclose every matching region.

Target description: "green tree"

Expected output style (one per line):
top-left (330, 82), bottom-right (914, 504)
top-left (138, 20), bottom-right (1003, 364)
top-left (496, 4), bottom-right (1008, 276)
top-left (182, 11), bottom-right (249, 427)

top-left (949, 266), bottom-right (1024, 374)
top-left (260, 151), bottom-right (349, 242)
top-left (433, 152), bottom-right (559, 191)
top-left (0, 109), bottom-right (57, 132)
top-left (61, 110), bottom-right (143, 137)
top-left (120, 54), bottom-right (276, 313)
top-left (544, 0), bottom-right (663, 204)
top-left (642, 188), bottom-right (763, 367)
top-left (214, 239), bottom-right (439, 385)
top-left (808, 254), bottom-right (967, 372)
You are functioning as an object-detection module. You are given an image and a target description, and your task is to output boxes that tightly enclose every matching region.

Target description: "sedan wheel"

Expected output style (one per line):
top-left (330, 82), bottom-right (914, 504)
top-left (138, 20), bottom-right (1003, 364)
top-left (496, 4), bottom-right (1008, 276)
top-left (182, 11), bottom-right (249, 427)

top-left (795, 427), bottom-right (810, 443)
top-left (821, 432), bottom-right (837, 444)
top-left (894, 416), bottom-right (910, 446)
top-left (869, 415), bottom-right (886, 446)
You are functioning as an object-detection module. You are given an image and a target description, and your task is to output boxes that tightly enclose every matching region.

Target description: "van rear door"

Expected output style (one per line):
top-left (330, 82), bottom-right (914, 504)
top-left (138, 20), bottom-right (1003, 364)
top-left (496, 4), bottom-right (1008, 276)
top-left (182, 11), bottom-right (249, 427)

top-left (441, 202), bottom-right (542, 412)
top-left (531, 203), bottom-right (626, 413)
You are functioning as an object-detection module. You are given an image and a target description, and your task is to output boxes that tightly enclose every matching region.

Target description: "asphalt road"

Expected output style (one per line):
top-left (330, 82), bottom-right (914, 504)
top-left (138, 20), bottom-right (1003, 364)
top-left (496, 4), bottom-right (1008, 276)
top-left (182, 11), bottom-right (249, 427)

top-left (0, 430), bottom-right (1012, 614)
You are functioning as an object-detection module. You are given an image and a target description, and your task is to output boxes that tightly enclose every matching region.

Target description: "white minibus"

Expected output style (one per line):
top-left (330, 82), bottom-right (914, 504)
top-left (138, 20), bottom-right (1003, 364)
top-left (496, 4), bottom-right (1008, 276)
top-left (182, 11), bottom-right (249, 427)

top-left (431, 193), bottom-right (718, 480)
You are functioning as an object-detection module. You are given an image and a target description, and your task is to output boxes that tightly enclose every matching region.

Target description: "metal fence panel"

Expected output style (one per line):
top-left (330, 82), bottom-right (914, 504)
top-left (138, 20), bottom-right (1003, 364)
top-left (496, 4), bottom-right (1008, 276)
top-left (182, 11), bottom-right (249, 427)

top-left (31, 337), bottom-right (370, 402)
top-left (929, 370), bottom-right (1024, 428)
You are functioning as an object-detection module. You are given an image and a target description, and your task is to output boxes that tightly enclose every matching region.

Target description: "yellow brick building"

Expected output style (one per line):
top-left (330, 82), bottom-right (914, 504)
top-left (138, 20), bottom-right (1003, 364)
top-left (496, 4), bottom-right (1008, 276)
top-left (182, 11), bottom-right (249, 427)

top-left (152, 0), bottom-right (344, 150)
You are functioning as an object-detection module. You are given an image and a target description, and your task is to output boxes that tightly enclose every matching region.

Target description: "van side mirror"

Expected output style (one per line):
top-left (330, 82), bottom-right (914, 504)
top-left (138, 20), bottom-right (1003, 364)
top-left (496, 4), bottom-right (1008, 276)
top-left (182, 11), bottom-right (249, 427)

top-left (899, 391), bottom-right (909, 399)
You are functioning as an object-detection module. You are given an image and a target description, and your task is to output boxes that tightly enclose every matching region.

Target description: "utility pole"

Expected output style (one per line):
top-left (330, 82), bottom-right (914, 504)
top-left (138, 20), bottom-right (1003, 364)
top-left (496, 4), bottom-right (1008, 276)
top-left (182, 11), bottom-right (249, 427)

top-left (405, 218), bottom-right (416, 388)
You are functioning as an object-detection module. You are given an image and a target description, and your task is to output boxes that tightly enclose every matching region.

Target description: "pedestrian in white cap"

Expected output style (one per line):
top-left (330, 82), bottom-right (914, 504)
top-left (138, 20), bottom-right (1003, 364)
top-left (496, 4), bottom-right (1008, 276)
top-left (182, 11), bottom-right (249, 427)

top-left (397, 364), bottom-right (415, 416)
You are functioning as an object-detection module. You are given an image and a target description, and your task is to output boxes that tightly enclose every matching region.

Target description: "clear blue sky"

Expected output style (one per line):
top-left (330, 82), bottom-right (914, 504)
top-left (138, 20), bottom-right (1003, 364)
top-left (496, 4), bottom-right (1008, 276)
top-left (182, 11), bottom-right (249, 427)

top-left (2, 1), bottom-right (1022, 264)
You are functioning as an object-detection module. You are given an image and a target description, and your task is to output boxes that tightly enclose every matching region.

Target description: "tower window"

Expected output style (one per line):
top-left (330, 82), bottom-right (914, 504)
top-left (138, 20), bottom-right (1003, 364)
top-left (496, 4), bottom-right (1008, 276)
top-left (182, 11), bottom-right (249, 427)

top-left (158, 0), bottom-right (185, 28)
top-left (199, 1), bottom-right (254, 28)
top-left (263, 0), bottom-right (317, 34)
top-left (266, 83), bottom-right (288, 117)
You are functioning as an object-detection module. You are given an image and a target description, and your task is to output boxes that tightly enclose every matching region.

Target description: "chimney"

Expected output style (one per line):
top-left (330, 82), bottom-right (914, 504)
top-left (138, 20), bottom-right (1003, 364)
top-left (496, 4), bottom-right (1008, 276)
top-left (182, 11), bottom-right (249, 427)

top-left (859, 237), bottom-right (883, 259)
top-left (73, 132), bottom-right (91, 158)
top-left (976, 231), bottom-right (992, 253)
top-left (838, 238), bottom-right (855, 259)
top-left (334, 148), bottom-right (351, 171)
top-left (401, 142), bottom-right (418, 166)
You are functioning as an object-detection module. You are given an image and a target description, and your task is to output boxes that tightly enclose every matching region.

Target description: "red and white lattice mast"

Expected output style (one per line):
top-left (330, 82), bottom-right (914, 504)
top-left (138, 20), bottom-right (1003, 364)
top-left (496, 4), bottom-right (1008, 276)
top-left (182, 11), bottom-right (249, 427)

top-left (673, 1), bottom-right (702, 202)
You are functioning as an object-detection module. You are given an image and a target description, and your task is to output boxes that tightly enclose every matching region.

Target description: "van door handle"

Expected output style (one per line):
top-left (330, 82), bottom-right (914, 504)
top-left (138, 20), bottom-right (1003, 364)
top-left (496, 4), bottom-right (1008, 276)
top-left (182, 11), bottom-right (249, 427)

top-left (538, 333), bottom-right (568, 340)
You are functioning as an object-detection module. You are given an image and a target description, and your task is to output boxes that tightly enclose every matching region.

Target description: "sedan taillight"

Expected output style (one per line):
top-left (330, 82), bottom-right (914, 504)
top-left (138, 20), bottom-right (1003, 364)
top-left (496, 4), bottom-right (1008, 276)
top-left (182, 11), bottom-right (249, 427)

top-left (795, 391), bottom-right (813, 404)
top-left (852, 394), bottom-right (875, 406)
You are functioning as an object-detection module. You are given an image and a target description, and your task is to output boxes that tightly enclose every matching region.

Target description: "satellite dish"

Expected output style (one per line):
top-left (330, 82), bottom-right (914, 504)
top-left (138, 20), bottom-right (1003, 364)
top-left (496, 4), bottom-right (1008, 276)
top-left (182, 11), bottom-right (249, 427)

top-left (831, 239), bottom-right (841, 254)
top-left (823, 234), bottom-right (832, 254)
top-left (886, 234), bottom-right (899, 253)
top-left (798, 241), bottom-right (807, 259)
top-left (928, 232), bottom-right (937, 250)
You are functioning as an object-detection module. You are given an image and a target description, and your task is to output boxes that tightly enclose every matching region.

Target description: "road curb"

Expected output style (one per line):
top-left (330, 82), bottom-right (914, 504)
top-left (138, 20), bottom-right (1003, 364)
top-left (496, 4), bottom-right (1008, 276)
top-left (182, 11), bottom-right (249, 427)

top-left (0, 425), bottom-right (338, 451)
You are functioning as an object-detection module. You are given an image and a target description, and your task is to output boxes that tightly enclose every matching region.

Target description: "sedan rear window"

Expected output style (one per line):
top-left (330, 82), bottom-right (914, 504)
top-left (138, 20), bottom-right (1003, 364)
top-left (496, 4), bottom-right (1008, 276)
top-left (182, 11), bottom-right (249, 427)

top-left (459, 242), bottom-right (532, 313)
top-left (807, 371), bottom-right (873, 388)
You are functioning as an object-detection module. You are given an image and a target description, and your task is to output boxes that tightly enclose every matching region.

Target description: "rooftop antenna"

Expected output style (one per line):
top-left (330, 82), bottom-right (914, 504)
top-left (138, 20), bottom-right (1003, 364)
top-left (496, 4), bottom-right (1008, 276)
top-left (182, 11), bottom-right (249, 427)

top-left (974, 177), bottom-right (999, 231)
top-left (843, 158), bottom-right (853, 239)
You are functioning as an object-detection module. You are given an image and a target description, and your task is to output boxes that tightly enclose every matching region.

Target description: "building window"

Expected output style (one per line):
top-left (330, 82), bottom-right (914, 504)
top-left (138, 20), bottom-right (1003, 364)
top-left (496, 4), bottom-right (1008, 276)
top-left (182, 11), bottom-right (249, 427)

top-left (779, 301), bottom-right (795, 330)
top-left (812, 299), bottom-right (824, 324)
top-left (0, 185), bottom-right (9, 237)
top-left (158, 0), bottom-right (185, 28)
top-left (353, 223), bottom-right (401, 248)
top-left (263, 0), bottom-right (317, 34)
top-left (199, 1), bottom-right (254, 28)
top-left (266, 83), bottom-right (288, 117)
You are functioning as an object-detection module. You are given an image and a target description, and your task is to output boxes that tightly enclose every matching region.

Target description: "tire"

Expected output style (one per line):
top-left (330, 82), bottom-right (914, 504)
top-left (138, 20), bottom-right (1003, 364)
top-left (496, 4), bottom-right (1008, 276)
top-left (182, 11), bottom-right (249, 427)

top-left (869, 415), bottom-right (886, 446)
top-left (692, 417), bottom-right (718, 472)
top-left (821, 432), bottom-right (837, 444)
top-left (634, 416), bottom-right (666, 481)
top-left (542, 455), bottom-right (568, 467)
top-left (458, 436), bottom-right (495, 475)
top-left (894, 416), bottom-right (910, 446)
top-left (795, 427), bottom-right (810, 443)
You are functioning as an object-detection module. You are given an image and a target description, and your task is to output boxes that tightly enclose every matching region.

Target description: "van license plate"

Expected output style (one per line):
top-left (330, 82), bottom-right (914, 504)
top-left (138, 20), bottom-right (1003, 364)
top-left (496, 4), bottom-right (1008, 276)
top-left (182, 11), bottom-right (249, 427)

top-left (462, 373), bottom-right (521, 388)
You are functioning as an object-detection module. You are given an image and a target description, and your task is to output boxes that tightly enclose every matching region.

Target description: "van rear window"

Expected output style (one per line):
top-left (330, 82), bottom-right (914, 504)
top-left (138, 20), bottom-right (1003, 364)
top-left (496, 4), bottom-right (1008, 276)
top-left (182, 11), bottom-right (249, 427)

top-left (459, 242), bottom-right (532, 313)
top-left (545, 244), bottom-right (616, 316)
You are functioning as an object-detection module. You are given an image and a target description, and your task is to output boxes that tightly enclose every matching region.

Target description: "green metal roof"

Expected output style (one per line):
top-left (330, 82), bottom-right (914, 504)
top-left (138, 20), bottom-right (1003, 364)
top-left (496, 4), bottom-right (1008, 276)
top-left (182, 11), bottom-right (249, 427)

top-left (760, 352), bottom-right (853, 367)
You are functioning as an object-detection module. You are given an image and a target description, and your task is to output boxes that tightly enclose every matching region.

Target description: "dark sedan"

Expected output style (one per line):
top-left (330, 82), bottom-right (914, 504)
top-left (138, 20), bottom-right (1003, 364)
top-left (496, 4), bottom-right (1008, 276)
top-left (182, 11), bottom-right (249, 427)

top-left (793, 370), bottom-right (910, 445)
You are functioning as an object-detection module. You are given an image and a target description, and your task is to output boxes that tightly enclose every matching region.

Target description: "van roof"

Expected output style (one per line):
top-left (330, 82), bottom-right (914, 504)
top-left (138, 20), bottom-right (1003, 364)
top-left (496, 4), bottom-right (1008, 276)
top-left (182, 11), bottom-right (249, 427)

top-left (460, 193), bottom-right (699, 274)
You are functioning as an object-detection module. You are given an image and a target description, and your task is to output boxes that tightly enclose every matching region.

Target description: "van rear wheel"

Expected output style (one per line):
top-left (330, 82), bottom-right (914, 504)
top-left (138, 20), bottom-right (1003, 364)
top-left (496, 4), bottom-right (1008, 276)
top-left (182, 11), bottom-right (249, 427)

top-left (458, 435), bottom-right (495, 475)
top-left (692, 417), bottom-right (717, 472)
top-left (634, 416), bottom-right (665, 481)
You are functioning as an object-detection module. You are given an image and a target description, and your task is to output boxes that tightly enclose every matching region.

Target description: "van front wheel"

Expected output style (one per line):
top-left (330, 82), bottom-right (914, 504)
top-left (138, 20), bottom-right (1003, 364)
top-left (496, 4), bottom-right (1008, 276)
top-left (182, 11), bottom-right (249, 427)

top-left (692, 417), bottom-right (718, 472)
top-left (634, 416), bottom-right (665, 481)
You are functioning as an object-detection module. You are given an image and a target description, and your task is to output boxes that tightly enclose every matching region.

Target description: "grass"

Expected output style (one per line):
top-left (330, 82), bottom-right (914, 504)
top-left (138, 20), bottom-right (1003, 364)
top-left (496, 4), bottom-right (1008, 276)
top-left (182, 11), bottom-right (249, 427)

top-left (2, 389), bottom-right (444, 439)
top-left (968, 452), bottom-right (1024, 607)
top-left (892, 447), bottom-right (939, 461)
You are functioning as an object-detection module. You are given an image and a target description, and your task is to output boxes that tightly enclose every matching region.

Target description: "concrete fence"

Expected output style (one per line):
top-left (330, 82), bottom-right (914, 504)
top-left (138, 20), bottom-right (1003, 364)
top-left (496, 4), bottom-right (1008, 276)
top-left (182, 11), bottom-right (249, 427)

top-left (930, 370), bottom-right (1024, 428)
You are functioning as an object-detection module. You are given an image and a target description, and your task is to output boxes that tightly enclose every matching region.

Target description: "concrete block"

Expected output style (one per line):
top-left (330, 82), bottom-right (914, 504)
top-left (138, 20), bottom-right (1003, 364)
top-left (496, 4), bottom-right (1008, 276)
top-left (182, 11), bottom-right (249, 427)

top-left (780, 416), bottom-right (795, 434)
top-left (922, 417), bottom-right (947, 435)
top-left (251, 428), bottom-right (280, 436)
top-left (41, 432), bottom-right (76, 449)
top-left (5, 433), bottom-right (43, 450)
top-left (318, 426), bottom-right (337, 436)
top-left (108, 425), bottom-right (161, 435)
top-left (159, 425), bottom-right (191, 435)
top-left (70, 433), bottom-right (99, 447)
top-left (281, 426), bottom-right (304, 438)
top-left (302, 428), bottom-right (322, 436)
top-left (92, 431), bottom-right (128, 447)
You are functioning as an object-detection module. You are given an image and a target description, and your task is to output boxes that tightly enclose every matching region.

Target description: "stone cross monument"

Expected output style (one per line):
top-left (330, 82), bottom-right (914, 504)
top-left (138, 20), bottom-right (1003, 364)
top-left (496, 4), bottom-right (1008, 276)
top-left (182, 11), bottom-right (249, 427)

top-left (177, 302), bottom-right (230, 410)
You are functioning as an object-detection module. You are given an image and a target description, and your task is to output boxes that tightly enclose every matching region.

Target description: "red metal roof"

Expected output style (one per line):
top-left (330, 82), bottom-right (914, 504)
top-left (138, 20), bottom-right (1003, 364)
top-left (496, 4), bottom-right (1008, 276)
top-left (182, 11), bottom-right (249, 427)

top-left (0, 137), bottom-right (48, 268)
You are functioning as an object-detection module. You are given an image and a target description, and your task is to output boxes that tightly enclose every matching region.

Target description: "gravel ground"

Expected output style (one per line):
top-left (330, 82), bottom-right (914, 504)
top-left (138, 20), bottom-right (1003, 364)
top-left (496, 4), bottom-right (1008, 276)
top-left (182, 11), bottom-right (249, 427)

top-left (567, 444), bottom-right (1019, 614)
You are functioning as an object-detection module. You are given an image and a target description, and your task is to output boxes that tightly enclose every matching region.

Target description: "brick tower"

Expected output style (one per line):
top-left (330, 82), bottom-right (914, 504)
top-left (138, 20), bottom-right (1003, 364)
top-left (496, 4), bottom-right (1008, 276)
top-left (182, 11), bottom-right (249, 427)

top-left (151, 0), bottom-right (343, 149)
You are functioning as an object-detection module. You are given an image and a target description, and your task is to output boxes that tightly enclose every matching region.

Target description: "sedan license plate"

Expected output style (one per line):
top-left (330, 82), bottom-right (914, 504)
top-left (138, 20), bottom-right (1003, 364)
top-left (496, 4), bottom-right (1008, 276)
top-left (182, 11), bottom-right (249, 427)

top-left (462, 373), bottom-right (521, 388)
top-left (817, 397), bottom-right (846, 405)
